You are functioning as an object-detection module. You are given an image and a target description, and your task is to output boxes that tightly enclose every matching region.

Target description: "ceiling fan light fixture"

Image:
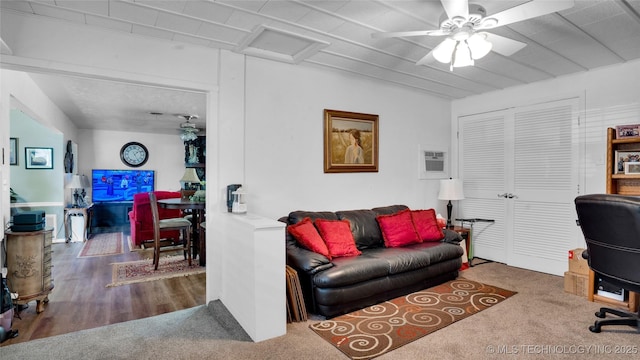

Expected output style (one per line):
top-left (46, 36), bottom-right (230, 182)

top-left (451, 41), bottom-right (474, 69)
top-left (433, 37), bottom-right (457, 63)
top-left (180, 129), bottom-right (198, 142)
top-left (480, 17), bottom-right (498, 29)
top-left (467, 32), bottom-right (492, 60)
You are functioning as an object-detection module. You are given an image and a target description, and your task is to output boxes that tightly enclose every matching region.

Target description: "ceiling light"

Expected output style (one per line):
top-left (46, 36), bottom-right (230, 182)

top-left (180, 130), bottom-right (198, 142)
top-left (432, 38), bottom-right (457, 64)
top-left (451, 41), bottom-right (474, 69)
top-left (467, 32), bottom-right (492, 60)
top-left (178, 114), bottom-right (200, 142)
top-left (433, 31), bottom-right (492, 71)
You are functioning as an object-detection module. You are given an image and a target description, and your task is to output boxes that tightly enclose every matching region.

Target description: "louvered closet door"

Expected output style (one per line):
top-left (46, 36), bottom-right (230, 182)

top-left (459, 110), bottom-right (509, 264)
top-left (459, 98), bottom-right (580, 275)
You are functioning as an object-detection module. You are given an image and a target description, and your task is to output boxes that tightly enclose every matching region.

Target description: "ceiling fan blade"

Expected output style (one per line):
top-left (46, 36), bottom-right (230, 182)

top-left (416, 50), bottom-right (436, 66)
top-left (372, 29), bottom-right (449, 39)
top-left (441, 0), bottom-right (469, 21)
top-left (484, 0), bottom-right (575, 28)
top-left (484, 33), bottom-right (527, 56)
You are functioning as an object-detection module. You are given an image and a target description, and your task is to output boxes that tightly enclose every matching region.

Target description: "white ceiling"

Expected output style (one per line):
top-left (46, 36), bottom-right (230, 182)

top-left (2, 0), bottom-right (640, 134)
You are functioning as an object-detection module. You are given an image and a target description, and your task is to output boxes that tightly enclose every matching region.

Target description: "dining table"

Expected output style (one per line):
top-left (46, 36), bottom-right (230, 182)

top-left (157, 198), bottom-right (206, 266)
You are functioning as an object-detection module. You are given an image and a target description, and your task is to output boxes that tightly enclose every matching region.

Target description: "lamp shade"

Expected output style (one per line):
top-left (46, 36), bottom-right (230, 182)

top-left (433, 38), bottom-right (456, 63)
top-left (180, 168), bottom-right (201, 183)
top-left (80, 174), bottom-right (91, 188)
top-left (452, 42), bottom-right (474, 68)
top-left (65, 175), bottom-right (84, 189)
top-left (438, 178), bottom-right (465, 200)
top-left (467, 32), bottom-right (492, 60)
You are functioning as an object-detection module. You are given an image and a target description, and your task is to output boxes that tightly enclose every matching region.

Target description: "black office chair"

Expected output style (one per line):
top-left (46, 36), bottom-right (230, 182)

top-left (575, 194), bottom-right (640, 333)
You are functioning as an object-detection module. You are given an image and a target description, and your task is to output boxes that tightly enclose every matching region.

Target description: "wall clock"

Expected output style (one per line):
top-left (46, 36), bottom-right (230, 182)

top-left (120, 142), bottom-right (149, 167)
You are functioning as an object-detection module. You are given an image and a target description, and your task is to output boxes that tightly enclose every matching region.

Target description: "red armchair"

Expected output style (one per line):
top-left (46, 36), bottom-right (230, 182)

top-left (129, 191), bottom-right (182, 246)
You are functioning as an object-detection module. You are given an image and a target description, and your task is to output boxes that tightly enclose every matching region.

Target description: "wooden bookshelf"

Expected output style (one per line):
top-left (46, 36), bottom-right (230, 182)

top-left (593, 127), bottom-right (640, 312)
top-left (588, 270), bottom-right (639, 312)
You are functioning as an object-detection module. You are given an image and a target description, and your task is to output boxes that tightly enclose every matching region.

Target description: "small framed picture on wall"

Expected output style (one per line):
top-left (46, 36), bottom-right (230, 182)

top-left (9, 137), bottom-right (18, 165)
top-left (25, 147), bottom-right (53, 169)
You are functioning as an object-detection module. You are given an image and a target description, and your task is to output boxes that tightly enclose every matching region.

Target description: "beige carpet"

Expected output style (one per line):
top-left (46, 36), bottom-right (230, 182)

top-left (3, 262), bottom-right (639, 360)
top-left (106, 255), bottom-right (205, 287)
top-left (311, 279), bottom-right (516, 359)
top-left (77, 232), bottom-right (124, 258)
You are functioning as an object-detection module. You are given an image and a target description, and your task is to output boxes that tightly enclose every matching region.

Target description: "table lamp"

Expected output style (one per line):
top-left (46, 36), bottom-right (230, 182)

top-left (66, 175), bottom-right (84, 208)
top-left (180, 168), bottom-right (201, 190)
top-left (438, 178), bottom-right (465, 229)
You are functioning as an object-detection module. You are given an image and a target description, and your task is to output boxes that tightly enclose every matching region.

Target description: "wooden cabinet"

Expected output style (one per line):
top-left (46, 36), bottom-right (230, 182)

top-left (5, 228), bottom-right (54, 313)
top-left (591, 127), bottom-right (640, 311)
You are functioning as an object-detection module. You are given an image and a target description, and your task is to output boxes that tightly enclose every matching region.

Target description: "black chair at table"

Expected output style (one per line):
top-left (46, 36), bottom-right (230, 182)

top-left (574, 193), bottom-right (640, 333)
top-left (149, 192), bottom-right (192, 270)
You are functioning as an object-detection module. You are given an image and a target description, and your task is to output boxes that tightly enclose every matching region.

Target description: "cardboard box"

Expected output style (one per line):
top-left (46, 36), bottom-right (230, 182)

top-left (568, 248), bottom-right (589, 275)
top-left (564, 271), bottom-right (589, 298)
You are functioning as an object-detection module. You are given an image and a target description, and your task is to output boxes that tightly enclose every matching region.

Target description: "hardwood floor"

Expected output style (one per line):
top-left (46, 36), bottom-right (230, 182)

top-left (1, 233), bottom-right (206, 347)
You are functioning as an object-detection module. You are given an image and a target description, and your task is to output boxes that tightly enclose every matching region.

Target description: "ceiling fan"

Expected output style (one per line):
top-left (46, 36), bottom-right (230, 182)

top-left (178, 114), bottom-right (200, 141)
top-left (372, 0), bottom-right (575, 69)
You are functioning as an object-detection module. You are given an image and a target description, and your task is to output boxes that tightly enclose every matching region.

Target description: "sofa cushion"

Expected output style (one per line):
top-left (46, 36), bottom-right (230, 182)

top-left (376, 209), bottom-right (421, 247)
top-left (366, 242), bottom-right (462, 274)
top-left (372, 205), bottom-right (410, 216)
top-left (288, 217), bottom-right (331, 259)
top-left (336, 209), bottom-right (384, 250)
top-left (315, 219), bottom-right (362, 258)
top-left (411, 209), bottom-right (444, 242)
top-left (313, 255), bottom-right (389, 288)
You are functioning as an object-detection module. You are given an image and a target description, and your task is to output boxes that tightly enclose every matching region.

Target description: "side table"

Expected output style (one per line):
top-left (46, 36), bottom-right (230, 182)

top-left (451, 226), bottom-right (471, 264)
top-left (455, 218), bottom-right (496, 266)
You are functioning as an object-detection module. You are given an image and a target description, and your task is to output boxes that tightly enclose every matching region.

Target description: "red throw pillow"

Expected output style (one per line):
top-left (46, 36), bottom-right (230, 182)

top-left (314, 219), bottom-right (361, 258)
top-left (376, 209), bottom-right (422, 247)
top-left (287, 217), bottom-right (331, 259)
top-left (411, 209), bottom-right (445, 242)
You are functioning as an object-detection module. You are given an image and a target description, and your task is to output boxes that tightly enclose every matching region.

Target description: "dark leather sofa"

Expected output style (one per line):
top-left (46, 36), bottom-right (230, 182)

top-left (283, 205), bottom-right (464, 318)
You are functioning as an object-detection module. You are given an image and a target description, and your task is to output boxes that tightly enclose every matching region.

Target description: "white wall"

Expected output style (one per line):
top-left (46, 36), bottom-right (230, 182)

top-left (1, 69), bottom-right (77, 237)
top-left (77, 129), bottom-right (187, 196)
top-left (243, 57), bottom-right (452, 220)
top-left (451, 59), bottom-right (640, 196)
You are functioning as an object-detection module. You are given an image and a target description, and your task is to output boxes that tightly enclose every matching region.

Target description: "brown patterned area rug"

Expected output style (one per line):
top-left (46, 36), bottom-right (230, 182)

top-left (126, 234), bottom-right (183, 252)
top-left (107, 255), bottom-right (205, 287)
top-left (310, 279), bottom-right (516, 360)
top-left (77, 232), bottom-right (124, 258)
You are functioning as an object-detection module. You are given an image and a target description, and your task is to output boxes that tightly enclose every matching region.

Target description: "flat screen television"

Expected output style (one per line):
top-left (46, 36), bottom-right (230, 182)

top-left (91, 169), bottom-right (155, 202)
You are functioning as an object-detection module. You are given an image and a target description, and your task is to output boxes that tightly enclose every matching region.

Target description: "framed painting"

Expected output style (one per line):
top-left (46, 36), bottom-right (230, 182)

top-left (10, 137), bottom-right (18, 165)
top-left (25, 147), bottom-right (53, 169)
top-left (324, 109), bottom-right (379, 173)
top-left (614, 150), bottom-right (640, 174)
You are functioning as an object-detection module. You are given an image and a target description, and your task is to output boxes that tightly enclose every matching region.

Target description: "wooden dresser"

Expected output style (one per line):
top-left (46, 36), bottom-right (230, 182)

top-left (4, 227), bottom-right (54, 313)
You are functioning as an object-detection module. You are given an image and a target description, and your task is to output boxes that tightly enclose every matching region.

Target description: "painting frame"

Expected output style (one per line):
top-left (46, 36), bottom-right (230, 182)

top-left (25, 147), bottom-right (54, 169)
top-left (324, 109), bottom-right (379, 173)
top-left (614, 150), bottom-right (640, 174)
top-left (625, 162), bottom-right (640, 175)
top-left (615, 124), bottom-right (640, 139)
top-left (9, 137), bottom-right (18, 166)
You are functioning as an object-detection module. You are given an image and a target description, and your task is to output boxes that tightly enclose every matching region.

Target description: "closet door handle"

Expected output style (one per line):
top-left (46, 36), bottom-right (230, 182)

top-left (506, 193), bottom-right (519, 199)
top-left (497, 193), bottom-right (508, 198)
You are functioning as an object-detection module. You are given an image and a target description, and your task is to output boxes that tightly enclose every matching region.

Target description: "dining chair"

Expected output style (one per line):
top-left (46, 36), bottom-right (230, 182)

top-left (149, 192), bottom-right (192, 270)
